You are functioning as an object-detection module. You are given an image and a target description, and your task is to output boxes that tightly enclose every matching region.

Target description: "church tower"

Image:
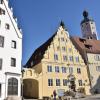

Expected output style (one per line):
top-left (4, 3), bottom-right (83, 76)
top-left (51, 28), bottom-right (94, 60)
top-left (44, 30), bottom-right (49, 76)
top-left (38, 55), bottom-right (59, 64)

top-left (81, 10), bottom-right (98, 40)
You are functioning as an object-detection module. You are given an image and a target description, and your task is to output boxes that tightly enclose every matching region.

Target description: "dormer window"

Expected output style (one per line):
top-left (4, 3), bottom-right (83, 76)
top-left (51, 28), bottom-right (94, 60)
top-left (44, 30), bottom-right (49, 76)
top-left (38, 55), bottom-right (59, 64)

top-left (79, 38), bottom-right (86, 43)
top-left (85, 44), bottom-right (92, 49)
top-left (5, 23), bottom-right (10, 30)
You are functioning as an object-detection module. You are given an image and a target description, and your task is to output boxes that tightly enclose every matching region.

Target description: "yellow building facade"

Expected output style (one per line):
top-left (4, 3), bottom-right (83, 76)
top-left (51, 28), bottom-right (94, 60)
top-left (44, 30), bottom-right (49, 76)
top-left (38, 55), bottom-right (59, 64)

top-left (23, 23), bottom-right (90, 99)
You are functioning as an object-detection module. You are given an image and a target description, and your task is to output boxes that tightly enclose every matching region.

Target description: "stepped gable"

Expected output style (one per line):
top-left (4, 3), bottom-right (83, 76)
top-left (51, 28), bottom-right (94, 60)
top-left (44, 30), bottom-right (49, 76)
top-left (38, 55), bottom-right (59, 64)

top-left (71, 36), bottom-right (100, 63)
top-left (26, 32), bottom-right (57, 67)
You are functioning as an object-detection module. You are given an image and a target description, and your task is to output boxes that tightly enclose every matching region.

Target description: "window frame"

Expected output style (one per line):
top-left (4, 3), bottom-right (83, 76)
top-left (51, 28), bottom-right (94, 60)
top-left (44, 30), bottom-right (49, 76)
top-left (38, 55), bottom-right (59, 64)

top-left (63, 79), bottom-right (68, 86)
top-left (5, 23), bottom-right (10, 30)
top-left (69, 67), bottom-right (73, 74)
top-left (96, 66), bottom-right (100, 72)
top-left (11, 40), bottom-right (16, 49)
top-left (63, 55), bottom-right (67, 61)
top-left (0, 58), bottom-right (2, 70)
top-left (0, 0), bottom-right (3, 4)
top-left (54, 54), bottom-right (58, 61)
top-left (62, 67), bottom-right (66, 73)
top-left (11, 58), bottom-right (16, 67)
top-left (77, 68), bottom-right (81, 74)
top-left (55, 66), bottom-right (59, 73)
top-left (48, 79), bottom-right (53, 86)
top-left (78, 80), bottom-right (83, 86)
top-left (47, 65), bottom-right (52, 72)
top-left (69, 56), bottom-right (73, 62)
top-left (0, 35), bottom-right (4, 47)
top-left (56, 79), bottom-right (60, 86)
top-left (76, 56), bottom-right (79, 62)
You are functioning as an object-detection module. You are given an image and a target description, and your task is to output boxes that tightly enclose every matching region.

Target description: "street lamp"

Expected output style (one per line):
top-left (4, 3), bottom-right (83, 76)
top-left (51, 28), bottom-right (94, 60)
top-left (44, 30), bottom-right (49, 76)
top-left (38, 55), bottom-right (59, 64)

top-left (21, 69), bottom-right (25, 100)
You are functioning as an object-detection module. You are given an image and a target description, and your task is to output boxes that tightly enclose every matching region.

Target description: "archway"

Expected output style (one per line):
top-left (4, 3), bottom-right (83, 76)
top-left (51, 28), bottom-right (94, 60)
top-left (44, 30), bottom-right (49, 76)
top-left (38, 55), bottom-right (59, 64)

top-left (8, 78), bottom-right (18, 95)
top-left (23, 79), bottom-right (39, 99)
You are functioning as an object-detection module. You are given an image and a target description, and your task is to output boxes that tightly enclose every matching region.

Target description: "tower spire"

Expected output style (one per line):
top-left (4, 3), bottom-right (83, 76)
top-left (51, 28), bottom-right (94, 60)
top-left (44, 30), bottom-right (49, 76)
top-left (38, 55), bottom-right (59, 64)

top-left (60, 21), bottom-right (65, 28)
top-left (83, 10), bottom-right (89, 19)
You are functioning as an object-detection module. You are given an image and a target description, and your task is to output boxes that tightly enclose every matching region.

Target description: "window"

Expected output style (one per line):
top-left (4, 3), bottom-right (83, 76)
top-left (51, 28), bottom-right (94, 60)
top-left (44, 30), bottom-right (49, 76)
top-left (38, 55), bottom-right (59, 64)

top-left (91, 22), bottom-right (93, 24)
top-left (11, 58), bottom-right (16, 67)
top-left (56, 79), bottom-right (60, 86)
top-left (0, 84), bottom-right (1, 97)
top-left (55, 66), bottom-right (59, 73)
top-left (69, 56), bottom-right (73, 62)
top-left (8, 78), bottom-right (18, 95)
top-left (11, 40), bottom-right (16, 49)
top-left (69, 67), bottom-right (73, 74)
top-left (62, 67), bottom-right (66, 73)
top-left (47, 65), bottom-right (52, 72)
top-left (63, 79), bottom-right (68, 86)
top-left (0, 36), bottom-right (4, 47)
top-left (78, 80), bottom-right (83, 86)
top-left (68, 48), bottom-right (72, 52)
top-left (0, 59), bottom-right (2, 70)
top-left (76, 56), bottom-right (79, 62)
top-left (61, 37), bottom-right (64, 42)
top-left (62, 47), bottom-right (66, 51)
top-left (96, 66), bottom-right (100, 72)
top-left (95, 55), bottom-right (100, 61)
top-left (0, 20), bottom-right (1, 27)
top-left (77, 68), bottom-right (81, 74)
top-left (63, 55), bottom-right (67, 61)
top-left (57, 46), bottom-right (60, 51)
top-left (0, 0), bottom-right (3, 4)
top-left (5, 23), bottom-right (10, 29)
top-left (48, 79), bottom-right (53, 86)
top-left (0, 8), bottom-right (5, 15)
top-left (54, 54), bottom-right (58, 60)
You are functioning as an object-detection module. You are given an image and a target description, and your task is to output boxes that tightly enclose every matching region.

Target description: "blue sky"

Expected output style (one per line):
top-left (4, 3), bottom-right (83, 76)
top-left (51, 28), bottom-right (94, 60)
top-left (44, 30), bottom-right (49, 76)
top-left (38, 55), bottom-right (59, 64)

top-left (9, 0), bottom-right (100, 65)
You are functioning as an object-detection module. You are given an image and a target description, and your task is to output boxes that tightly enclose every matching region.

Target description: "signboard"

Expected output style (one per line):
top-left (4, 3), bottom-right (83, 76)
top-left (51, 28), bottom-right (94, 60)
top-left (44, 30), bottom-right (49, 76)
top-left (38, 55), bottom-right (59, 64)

top-left (57, 89), bottom-right (65, 96)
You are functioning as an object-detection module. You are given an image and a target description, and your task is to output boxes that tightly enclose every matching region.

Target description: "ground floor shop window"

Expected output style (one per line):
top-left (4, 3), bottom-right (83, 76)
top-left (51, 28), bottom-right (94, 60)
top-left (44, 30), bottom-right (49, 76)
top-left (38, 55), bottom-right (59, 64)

top-left (8, 78), bottom-right (18, 95)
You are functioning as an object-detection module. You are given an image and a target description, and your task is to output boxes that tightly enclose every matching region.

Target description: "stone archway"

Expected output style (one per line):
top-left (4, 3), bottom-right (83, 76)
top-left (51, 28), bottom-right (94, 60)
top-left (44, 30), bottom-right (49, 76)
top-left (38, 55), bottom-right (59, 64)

top-left (23, 79), bottom-right (39, 99)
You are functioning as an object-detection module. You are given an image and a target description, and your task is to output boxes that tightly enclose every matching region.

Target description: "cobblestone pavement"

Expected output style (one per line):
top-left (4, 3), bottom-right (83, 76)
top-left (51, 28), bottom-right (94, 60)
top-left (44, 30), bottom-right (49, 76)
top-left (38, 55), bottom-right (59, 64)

top-left (24, 94), bottom-right (100, 100)
top-left (72, 94), bottom-right (100, 100)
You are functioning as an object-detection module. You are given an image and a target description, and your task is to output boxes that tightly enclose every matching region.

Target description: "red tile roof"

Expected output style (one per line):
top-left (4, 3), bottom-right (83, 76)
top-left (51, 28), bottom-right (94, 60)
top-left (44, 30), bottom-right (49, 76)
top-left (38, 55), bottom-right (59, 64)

top-left (71, 37), bottom-right (100, 64)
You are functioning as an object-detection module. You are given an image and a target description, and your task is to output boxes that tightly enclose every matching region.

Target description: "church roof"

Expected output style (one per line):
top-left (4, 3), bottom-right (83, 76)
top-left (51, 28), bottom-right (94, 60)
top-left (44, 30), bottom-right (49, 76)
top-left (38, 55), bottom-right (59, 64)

top-left (71, 37), bottom-right (100, 64)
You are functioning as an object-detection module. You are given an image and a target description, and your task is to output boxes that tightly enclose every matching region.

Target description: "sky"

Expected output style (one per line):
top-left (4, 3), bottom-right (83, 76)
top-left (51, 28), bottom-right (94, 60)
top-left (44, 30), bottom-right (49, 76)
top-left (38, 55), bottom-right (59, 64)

top-left (9, 0), bottom-right (100, 65)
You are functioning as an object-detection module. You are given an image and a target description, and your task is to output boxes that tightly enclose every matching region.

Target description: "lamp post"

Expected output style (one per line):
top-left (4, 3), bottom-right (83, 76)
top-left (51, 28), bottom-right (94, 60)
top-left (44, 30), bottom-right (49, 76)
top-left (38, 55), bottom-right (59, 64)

top-left (21, 69), bottom-right (25, 100)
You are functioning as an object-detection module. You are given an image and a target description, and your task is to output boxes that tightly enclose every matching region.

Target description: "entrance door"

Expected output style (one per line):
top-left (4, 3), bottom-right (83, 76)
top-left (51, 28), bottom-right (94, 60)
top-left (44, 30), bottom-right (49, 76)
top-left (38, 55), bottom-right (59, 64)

top-left (8, 78), bottom-right (18, 95)
top-left (70, 80), bottom-right (76, 92)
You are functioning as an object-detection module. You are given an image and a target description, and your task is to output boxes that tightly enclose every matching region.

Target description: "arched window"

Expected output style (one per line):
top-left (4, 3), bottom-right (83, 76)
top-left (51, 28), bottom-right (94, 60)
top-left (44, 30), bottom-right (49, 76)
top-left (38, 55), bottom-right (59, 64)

top-left (27, 70), bottom-right (32, 76)
top-left (8, 78), bottom-right (18, 95)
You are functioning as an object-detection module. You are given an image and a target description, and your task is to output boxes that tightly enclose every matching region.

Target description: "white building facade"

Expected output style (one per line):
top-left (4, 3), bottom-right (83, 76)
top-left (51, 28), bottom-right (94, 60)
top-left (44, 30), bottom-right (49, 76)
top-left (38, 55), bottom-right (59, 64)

top-left (0, 0), bottom-right (22, 99)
